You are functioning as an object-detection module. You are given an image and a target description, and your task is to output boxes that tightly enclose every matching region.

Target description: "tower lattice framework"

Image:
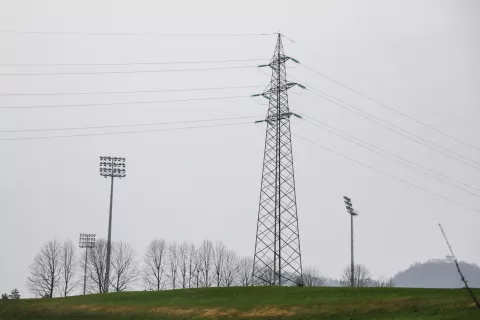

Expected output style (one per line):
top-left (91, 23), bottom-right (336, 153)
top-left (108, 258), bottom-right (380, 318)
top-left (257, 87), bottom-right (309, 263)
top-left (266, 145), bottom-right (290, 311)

top-left (253, 34), bottom-right (303, 286)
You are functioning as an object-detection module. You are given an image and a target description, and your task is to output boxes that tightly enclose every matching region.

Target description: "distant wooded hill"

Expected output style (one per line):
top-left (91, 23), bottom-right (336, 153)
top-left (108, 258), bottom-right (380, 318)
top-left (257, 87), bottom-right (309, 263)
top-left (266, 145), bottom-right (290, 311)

top-left (393, 259), bottom-right (480, 288)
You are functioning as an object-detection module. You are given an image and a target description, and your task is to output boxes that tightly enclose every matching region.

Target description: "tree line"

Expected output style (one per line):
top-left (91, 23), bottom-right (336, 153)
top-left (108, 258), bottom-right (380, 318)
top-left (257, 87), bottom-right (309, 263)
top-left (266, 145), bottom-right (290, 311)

top-left (25, 238), bottom-right (393, 297)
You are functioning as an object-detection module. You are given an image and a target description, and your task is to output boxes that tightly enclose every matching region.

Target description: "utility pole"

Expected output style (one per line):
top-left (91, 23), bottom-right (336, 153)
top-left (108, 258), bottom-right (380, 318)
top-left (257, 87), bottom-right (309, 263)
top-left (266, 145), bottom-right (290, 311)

top-left (79, 233), bottom-right (96, 295)
top-left (252, 33), bottom-right (305, 286)
top-left (343, 196), bottom-right (358, 287)
top-left (99, 156), bottom-right (126, 293)
top-left (438, 224), bottom-right (480, 309)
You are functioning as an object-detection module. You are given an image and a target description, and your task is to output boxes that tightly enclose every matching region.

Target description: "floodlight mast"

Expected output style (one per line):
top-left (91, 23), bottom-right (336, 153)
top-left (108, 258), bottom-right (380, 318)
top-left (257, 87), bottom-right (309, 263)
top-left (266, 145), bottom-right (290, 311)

top-left (79, 233), bottom-right (96, 295)
top-left (99, 156), bottom-right (126, 293)
top-left (343, 196), bottom-right (358, 287)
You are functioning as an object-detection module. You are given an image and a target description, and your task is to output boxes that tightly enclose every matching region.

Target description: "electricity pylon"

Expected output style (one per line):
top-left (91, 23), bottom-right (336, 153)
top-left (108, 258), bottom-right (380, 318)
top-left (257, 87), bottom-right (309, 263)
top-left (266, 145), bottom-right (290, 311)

top-left (252, 34), bottom-right (305, 286)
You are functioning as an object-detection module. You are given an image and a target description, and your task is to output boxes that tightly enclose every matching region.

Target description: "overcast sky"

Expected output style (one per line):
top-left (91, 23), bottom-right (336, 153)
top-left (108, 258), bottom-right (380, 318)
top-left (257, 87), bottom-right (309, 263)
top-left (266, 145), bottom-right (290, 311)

top-left (0, 0), bottom-right (479, 297)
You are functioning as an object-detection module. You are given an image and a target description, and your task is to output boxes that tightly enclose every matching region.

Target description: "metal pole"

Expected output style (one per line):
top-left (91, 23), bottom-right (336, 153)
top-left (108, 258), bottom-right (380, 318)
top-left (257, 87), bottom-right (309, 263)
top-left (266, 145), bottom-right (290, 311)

top-left (350, 213), bottom-right (355, 287)
top-left (83, 247), bottom-right (88, 295)
top-left (438, 224), bottom-right (480, 309)
top-left (104, 172), bottom-right (114, 293)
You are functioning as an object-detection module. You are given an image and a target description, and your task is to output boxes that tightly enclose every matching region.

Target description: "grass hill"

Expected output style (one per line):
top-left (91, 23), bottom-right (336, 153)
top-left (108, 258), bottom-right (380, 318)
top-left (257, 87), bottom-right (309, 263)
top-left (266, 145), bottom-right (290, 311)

top-left (1, 286), bottom-right (479, 319)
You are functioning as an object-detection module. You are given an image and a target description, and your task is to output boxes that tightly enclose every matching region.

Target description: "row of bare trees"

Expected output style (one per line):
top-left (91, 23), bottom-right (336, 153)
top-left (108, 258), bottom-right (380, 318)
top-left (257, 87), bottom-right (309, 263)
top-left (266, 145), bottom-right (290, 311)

top-left (26, 238), bottom-right (256, 297)
top-left (26, 238), bottom-right (392, 297)
top-left (142, 239), bottom-right (254, 290)
top-left (27, 239), bottom-right (140, 297)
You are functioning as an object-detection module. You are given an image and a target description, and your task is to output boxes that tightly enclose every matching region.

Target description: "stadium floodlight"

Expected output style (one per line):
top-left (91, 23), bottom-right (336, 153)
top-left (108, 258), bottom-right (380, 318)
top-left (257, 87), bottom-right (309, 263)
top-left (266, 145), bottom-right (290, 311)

top-left (343, 196), bottom-right (359, 287)
top-left (99, 156), bottom-right (126, 293)
top-left (79, 233), bottom-right (96, 295)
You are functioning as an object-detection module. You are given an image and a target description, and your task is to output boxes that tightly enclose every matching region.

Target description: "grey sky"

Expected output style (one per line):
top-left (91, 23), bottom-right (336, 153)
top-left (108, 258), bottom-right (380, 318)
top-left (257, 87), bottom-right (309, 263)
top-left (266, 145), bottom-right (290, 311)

top-left (0, 0), bottom-right (479, 297)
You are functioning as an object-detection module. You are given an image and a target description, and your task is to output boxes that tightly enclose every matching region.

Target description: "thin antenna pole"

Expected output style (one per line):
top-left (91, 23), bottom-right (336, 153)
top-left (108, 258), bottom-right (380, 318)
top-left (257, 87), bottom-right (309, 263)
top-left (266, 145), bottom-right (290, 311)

top-left (438, 224), bottom-right (480, 309)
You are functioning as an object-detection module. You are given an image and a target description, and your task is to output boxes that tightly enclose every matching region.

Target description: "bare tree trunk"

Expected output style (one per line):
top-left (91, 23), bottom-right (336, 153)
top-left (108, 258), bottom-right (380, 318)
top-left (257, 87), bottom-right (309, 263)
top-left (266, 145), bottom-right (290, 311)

top-left (168, 242), bottom-right (179, 289)
top-left (60, 240), bottom-right (77, 296)
top-left (27, 239), bottom-right (62, 298)
top-left (198, 240), bottom-right (213, 287)
top-left (187, 244), bottom-right (196, 289)
top-left (213, 241), bottom-right (227, 287)
top-left (110, 242), bottom-right (139, 292)
top-left (178, 242), bottom-right (189, 289)
top-left (86, 239), bottom-right (108, 293)
top-left (143, 239), bottom-right (167, 291)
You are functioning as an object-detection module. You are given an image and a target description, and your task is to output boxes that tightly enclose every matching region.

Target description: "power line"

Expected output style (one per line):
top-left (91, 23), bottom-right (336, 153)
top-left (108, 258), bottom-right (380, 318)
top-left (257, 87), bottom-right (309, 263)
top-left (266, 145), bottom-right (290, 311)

top-left (0, 120), bottom-right (253, 141)
top-left (293, 132), bottom-right (480, 214)
top-left (0, 95), bottom-right (249, 109)
top-left (0, 85), bottom-right (263, 97)
top-left (0, 65), bottom-right (256, 76)
top-left (283, 34), bottom-right (480, 153)
top-left (0, 115), bottom-right (261, 133)
top-left (300, 114), bottom-right (480, 197)
top-left (0, 58), bottom-right (266, 67)
top-left (0, 30), bottom-right (273, 37)
top-left (291, 77), bottom-right (480, 171)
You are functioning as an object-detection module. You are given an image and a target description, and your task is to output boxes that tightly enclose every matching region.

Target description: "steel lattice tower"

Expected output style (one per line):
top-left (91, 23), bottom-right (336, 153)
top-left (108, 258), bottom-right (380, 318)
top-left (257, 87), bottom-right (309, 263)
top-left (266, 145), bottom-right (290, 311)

top-left (253, 34), bottom-right (304, 286)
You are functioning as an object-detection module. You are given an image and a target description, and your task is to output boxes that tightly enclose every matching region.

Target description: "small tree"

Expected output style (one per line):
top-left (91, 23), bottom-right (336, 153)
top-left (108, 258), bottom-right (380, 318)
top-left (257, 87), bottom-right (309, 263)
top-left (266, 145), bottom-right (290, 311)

top-left (198, 240), bottom-right (213, 287)
top-left (143, 239), bottom-right (167, 291)
top-left (110, 242), bottom-right (139, 292)
top-left (86, 239), bottom-right (109, 293)
top-left (222, 250), bottom-right (238, 287)
top-left (167, 242), bottom-right (179, 289)
top-left (27, 239), bottom-right (62, 298)
top-left (1, 293), bottom-right (8, 300)
top-left (237, 257), bottom-right (253, 286)
top-left (340, 264), bottom-right (372, 287)
top-left (302, 267), bottom-right (326, 287)
top-left (59, 240), bottom-right (77, 297)
top-left (8, 289), bottom-right (20, 299)
top-left (213, 241), bottom-right (227, 287)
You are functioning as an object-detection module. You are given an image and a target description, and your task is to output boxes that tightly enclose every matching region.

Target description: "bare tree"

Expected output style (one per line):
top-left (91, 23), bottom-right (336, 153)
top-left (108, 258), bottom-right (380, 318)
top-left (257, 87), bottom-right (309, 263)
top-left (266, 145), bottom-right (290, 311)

top-left (190, 244), bottom-right (201, 288)
top-left (222, 250), bottom-right (238, 287)
top-left (59, 240), bottom-right (77, 296)
top-left (167, 242), bottom-right (179, 289)
top-left (187, 244), bottom-right (197, 288)
top-left (213, 241), bottom-right (227, 287)
top-left (302, 267), bottom-right (326, 287)
top-left (178, 242), bottom-right (190, 289)
top-left (143, 239), bottom-right (167, 291)
top-left (340, 264), bottom-right (372, 287)
top-left (372, 277), bottom-right (395, 287)
top-left (86, 239), bottom-right (108, 293)
top-left (110, 242), bottom-right (139, 292)
top-left (27, 239), bottom-right (62, 298)
top-left (237, 257), bottom-right (253, 286)
top-left (198, 240), bottom-right (213, 287)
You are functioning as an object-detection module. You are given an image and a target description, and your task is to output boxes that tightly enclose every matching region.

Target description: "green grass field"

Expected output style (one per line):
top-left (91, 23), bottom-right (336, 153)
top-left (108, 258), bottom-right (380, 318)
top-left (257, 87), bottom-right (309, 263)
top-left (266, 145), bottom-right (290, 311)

top-left (1, 286), bottom-right (479, 320)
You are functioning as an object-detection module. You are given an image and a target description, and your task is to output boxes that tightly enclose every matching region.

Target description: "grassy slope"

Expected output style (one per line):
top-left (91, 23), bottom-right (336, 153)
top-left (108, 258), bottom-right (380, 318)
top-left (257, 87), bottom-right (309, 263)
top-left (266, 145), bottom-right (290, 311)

top-left (0, 286), bottom-right (479, 320)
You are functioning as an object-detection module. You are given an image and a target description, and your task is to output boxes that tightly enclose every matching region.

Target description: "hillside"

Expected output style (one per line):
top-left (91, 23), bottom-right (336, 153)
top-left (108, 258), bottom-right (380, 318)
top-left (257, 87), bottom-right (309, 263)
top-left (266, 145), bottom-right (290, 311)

top-left (394, 260), bottom-right (480, 288)
top-left (0, 286), bottom-right (479, 319)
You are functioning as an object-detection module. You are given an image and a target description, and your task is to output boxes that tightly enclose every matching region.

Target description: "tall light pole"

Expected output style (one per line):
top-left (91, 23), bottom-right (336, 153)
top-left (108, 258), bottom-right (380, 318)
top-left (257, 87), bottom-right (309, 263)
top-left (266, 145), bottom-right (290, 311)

top-left (343, 196), bottom-right (358, 287)
top-left (99, 156), bottom-right (126, 293)
top-left (79, 233), bottom-right (96, 295)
